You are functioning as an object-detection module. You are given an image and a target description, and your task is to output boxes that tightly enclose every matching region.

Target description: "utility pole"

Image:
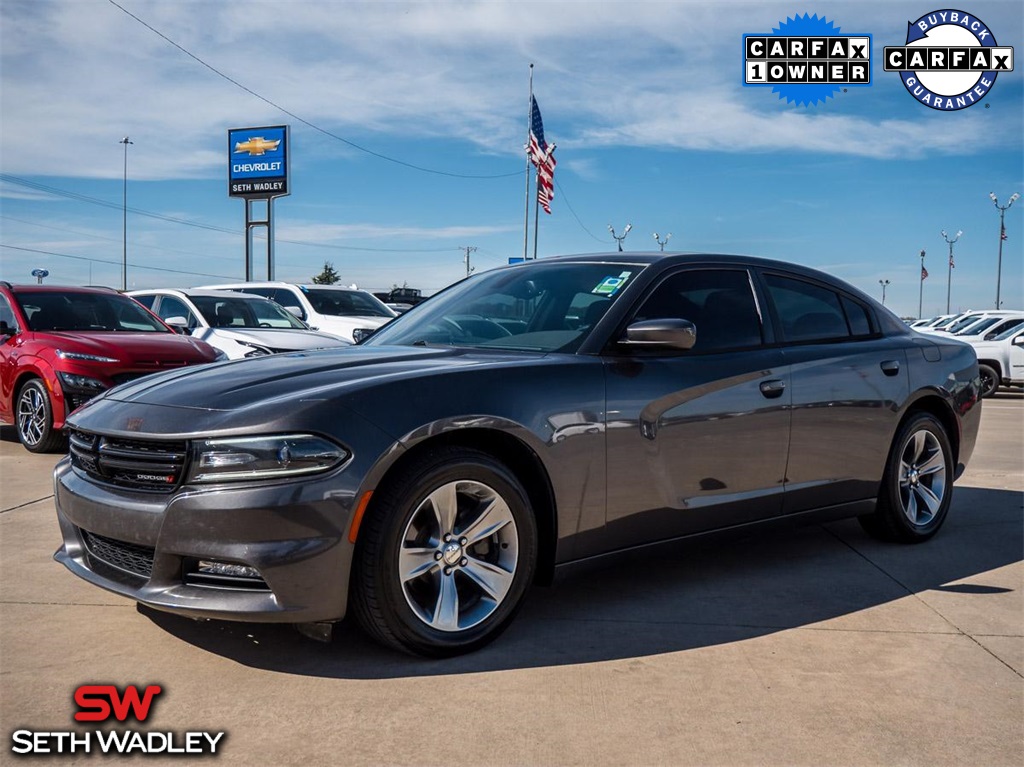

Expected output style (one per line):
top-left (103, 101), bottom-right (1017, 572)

top-left (653, 232), bottom-right (672, 252)
top-left (940, 229), bottom-right (962, 313)
top-left (461, 246), bottom-right (477, 278)
top-left (120, 136), bottom-right (133, 290)
top-left (990, 192), bottom-right (1020, 309)
top-left (609, 223), bottom-right (632, 252)
top-left (878, 279), bottom-right (890, 305)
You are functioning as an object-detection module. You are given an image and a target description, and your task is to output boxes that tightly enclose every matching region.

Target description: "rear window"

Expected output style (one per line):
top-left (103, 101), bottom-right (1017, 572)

top-left (764, 275), bottom-right (849, 342)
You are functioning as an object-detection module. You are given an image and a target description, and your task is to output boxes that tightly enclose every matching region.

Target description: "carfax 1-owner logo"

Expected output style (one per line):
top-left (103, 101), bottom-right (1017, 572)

top-left (742, 13), bottom-right (872, 105)
top-left (884, 9), bottom-right (1014, 110)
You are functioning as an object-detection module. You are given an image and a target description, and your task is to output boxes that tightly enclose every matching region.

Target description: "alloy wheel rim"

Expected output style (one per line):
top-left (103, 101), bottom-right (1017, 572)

top-left (898, 429), bottom-right (947, 526)
top-left (398, 480), bottom-right (519, 633)
top-left (17, 387), bottom-right (45, 446)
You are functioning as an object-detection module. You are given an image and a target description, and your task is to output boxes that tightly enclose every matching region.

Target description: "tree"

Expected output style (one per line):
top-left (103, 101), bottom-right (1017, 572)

top-left (312, 261), bottom-right (340, 285)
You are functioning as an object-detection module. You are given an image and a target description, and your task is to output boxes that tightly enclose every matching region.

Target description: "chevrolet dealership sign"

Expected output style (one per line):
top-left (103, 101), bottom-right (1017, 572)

top-left (228, 125), bottom-right (289, 198)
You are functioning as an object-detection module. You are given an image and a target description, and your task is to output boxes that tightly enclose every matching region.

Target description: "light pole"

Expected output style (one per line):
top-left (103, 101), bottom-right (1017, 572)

top-left (878, 279), bottom-right (890, 305)
top-left (990, 192), bottom-right (1020, 309)
top-left (940, 229), bottom-right (962, 313)
top-left (120, 136), bottom-right (133, 290)
top-left (918, 249), bottom-right (926, 319)
top-left (609, 223), bottom-right (631, 252)
top-left (653, 232), bottom-right (671, 252)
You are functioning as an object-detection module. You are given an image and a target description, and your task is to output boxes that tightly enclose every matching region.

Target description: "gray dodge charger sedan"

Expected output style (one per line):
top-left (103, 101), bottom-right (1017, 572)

top-left (54, 254), bottom-right (981, 656)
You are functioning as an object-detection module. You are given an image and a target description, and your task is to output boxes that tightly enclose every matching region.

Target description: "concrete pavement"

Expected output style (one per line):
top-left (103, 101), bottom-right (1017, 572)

top-left (1, 397), bottom-right (1021, 765)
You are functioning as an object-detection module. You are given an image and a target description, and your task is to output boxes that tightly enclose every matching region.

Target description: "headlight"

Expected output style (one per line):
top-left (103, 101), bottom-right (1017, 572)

top-left (58, 372), bottom-right (108, 391)
top-left (237, 341), bottom-right (272, 358)
top-left (212, 349), bottom-right (230, 362)
top-left (55, 350), bottom-right (119, 363)
top-left (187, 434), bottom-right (348, 483)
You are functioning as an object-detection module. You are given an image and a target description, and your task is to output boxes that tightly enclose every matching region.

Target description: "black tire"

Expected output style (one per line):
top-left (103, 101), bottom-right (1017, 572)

top-left (15, 379), bottom-right (65, 453)
top-left (350, 446), bottom-right (538, 657)
top-left (859, 412), bottom-right (953, 543)
top-left (978, 363), bottom-right (1000, 398)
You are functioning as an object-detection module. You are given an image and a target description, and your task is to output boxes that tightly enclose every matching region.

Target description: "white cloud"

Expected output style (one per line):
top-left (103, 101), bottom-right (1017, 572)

top-left (2, 0), bottom-right (1020, 181)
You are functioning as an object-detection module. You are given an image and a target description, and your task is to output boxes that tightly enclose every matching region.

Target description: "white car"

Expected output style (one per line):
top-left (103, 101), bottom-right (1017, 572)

top-left (195, 281), bottom-right (397, 342)
top-left (128, 289), bottom-right (351, 359)
top-left (950, 314), bottom-right (1024, 342)
top-left (924, 310), bottom-right (1020, 336)
top-left (968, 324), bottom-right (1024, 397)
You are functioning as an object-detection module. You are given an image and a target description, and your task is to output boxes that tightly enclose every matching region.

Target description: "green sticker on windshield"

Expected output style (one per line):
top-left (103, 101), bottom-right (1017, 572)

top-left (592, 272), bottom-right (631, 296)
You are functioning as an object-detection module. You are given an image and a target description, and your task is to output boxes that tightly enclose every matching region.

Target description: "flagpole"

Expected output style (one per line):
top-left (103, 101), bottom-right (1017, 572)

top-left (918, 249), bottom-right (925, 318)
top-left (523, 64), bottom-right (534, 261)
top-left (532, 169), bottom-right (541, 260)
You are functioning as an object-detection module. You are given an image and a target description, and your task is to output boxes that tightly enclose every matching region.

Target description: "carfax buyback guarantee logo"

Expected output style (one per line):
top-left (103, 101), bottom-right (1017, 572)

top-left (743, 14), bottom-right (872, 105)
top-left (884, 9), bottom-right (1014, 110)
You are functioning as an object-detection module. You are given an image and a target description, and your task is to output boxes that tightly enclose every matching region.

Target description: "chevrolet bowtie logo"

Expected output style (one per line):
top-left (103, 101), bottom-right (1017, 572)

top-left (234, 137), bottom-right (281, 156)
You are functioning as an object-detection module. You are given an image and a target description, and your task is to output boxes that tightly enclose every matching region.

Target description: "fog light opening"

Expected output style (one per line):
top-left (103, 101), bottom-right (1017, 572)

top-left (197, 560), bottom-right (261, 578)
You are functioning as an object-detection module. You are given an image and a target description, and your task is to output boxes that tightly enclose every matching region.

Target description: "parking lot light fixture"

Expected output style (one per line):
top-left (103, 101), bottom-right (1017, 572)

top-left (941, 229), bottom-right (962, 314)
top-left (991, 192), bottom-right (1020, 309)
top-left (609, 224), bottom-right (632, 252)
top-left (878, 279), bottom-right (890, 305)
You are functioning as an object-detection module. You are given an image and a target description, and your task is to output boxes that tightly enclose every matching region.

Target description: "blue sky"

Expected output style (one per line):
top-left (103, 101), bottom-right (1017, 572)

top-left (1, 0), bottom-right (1021, 318)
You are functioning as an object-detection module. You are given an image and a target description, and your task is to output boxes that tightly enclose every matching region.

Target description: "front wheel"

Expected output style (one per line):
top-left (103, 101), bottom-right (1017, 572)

top-left (351, 446), bottom-right (538, 657)
top-left (859, 412), bottom-right (953, 543)
top-left (978, 363), bottom-right (1000, 398)
top-left (16, 379), bottom-right (65, 453)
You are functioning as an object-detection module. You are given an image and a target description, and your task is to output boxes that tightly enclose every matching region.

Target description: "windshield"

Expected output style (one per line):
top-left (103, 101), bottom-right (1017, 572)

top-left (19, 291), bottom-right (169, 332)
top-left (303, 288), bottom-right (394, 318)
top-left (954, 316), bottom-right (1002, 336)
top-left (192, 295), bottom-right (308, 329)
top-left (365, 261), bottom-right (646, 353)
top-left (945, 314), bottom-right (986, 333)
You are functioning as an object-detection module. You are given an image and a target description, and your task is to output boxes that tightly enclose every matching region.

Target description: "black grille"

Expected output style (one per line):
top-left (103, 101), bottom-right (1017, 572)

top-left (111, 372), bottom-right (155, 387)
top-left (82, 530), bottom-right (155, 578)
top-left (70, 430), bottom-right (188, 492)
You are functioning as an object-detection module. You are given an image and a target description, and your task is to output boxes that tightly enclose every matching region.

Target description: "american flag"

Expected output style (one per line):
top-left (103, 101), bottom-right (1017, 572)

top-left (1002, 225), bottom-right (1008, 241)
top-left (528, 96), bottom-right (557, 214)
top-left (921, 264), bottom-right (929, 280)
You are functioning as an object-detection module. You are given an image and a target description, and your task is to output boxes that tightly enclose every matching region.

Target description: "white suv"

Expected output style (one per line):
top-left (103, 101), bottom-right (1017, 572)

top-left (968, 324), bottom-right (1024, 397)
top-left (129, 289), bottom-right (350, 359)
top-left (196, 282), bottom-right (397, 342)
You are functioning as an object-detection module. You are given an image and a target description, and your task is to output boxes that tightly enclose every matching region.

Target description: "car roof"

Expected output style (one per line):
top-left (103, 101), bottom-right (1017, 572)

top-left (196, 281), bottom-right (367, 292)
top-left (3, 284), bottom-right (121, 294)
top-left (130, 288), bottom-right (272, 300)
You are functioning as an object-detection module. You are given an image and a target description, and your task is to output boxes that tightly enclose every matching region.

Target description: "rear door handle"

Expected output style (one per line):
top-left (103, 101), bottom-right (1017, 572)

top-left (880, 360), bottom-right (901, 376)
top-left (759, 379), bottom-right (786, 398)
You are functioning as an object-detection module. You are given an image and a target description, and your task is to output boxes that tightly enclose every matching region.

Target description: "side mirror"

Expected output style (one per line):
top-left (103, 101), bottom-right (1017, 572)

top-left (0, 320), bottom-right (16, 338)
top-left (352, 327), bottom-right (376, 343)
top-left (621, 318), bottom-right (696, 350)
top-left (284, 306), bottom-right (304, 319)
top-left (163, 316), bottom-right (191, 334)
top-left (1013, 335), bottom-right (1024, 347)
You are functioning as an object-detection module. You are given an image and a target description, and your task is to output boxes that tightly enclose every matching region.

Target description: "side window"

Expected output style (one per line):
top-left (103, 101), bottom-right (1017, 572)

top-left (156, 296), bottom-right (197, 328)
top-left (765, 274), bottom-right (850, 343)
top-left (841, 296), bottom-right (873, 337)
top-left (274, 289), bottom-right (307, 320)
top-left (133, 294), bottom-right (156, 310)
top-left (632, 269), bottom-right (763, 352)
top-left (0, 294), bottom-right (19, 331)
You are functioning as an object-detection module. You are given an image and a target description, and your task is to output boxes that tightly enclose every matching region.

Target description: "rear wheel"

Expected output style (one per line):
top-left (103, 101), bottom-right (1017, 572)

top-left (16, 379), bottom-right (65, 453)
top-left (351, 446), bottom-right (538, 657)
top-left (859, 412), bottom-right (953, 543)
top-left (977, 363), bottom-right (1000, 398)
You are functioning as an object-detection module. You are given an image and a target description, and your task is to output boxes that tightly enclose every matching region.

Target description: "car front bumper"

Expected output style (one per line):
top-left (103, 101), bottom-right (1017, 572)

top-left (52, 457), bottom-right (360, 624)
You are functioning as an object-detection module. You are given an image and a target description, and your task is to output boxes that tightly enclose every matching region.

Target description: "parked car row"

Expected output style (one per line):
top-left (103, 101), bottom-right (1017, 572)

top-left (1, 280), bottom-right (403, 452)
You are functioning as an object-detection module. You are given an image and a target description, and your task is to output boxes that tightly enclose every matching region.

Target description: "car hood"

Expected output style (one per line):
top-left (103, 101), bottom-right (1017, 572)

top-left (38, 330), bottom-right (216, 363)
top-left (309, 315), bottom-right (391, 334)
top-left (192, 327), bottom-right (349, 351)
top-left (72, 345), bottom-right (545, 421)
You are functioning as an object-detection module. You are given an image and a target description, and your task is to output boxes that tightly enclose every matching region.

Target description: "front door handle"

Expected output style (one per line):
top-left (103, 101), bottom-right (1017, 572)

top-left (880, 360), bottom-right (901, 376)
top-left (759, 379), bottom-right (786, 398)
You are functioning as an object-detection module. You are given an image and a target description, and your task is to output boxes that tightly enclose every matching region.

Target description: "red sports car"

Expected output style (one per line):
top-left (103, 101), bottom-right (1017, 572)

top-left (0, 282), bottom-right (221, 452)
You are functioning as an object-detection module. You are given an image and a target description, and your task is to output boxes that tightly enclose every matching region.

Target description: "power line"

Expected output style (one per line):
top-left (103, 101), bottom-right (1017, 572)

top-left (1, 244), bottom-right (239, 281)
top-left (107, 0), bottom-right (522, 181)
top-left (554, 177), bottom-right (612, 245)
top-left (0, 175), bottom-right (460, 254)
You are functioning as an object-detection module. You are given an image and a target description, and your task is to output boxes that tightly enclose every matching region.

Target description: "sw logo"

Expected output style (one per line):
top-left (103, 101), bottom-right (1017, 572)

top-left (74, 683), bottom-right (162, 722)
top-left (743, 13), bottom-right (872, 106)
top-left (884, 9), bottom-right (1014, 110)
